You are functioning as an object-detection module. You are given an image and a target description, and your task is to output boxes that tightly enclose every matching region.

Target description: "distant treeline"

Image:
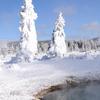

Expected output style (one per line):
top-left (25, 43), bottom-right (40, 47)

top-left (0, 37), bottom-right (100, 56)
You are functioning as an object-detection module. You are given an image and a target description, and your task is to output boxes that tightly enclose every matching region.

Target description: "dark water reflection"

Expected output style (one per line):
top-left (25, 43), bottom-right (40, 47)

top-left (43, 83), bottom-right (100, 100)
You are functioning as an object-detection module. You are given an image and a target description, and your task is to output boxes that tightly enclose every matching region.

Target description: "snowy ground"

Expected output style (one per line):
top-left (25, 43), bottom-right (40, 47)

top-left (0, 51), bottom-right (100, 100)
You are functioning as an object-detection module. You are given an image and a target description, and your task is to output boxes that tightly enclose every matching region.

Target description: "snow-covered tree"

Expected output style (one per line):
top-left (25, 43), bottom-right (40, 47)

top-left (18, 0), bottom-right (38, 62)
top-left (49, 12), bottom-right (67, 57)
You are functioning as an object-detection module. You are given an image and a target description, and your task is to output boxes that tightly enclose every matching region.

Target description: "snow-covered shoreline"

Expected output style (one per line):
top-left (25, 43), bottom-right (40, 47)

top-left (0, 53), bottom-right (100, 100)
top-left (36, 76), bottom-right (100, 100)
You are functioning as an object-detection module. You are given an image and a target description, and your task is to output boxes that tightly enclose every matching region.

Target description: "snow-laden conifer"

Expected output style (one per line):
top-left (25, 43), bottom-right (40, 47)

top-left (49, 12), bottom-right (67, 57)
top-left (18, 0), bottom-right (38, 62)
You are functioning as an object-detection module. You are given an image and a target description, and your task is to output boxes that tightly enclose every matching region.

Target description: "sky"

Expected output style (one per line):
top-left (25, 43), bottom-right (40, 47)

top-left (0, 0), bottom-right (100, 41)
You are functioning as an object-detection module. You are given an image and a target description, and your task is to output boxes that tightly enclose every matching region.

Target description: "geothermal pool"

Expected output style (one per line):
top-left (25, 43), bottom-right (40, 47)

top-left (42, 82), bottom-right (100, 100)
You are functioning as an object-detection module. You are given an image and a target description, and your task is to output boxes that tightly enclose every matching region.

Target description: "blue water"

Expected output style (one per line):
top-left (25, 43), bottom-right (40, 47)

top-left (43, 83), bottom-right (100, 100)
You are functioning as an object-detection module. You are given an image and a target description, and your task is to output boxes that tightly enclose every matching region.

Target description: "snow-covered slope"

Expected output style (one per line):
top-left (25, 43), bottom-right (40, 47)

top-left (0, 55), bottom-right (100, 100)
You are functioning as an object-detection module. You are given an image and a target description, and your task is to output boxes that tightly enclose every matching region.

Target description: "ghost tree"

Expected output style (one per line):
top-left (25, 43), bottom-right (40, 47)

top-left (49, 12), bottom-right (67, 57)
top-left (18, 0), bottom-right (38, 62)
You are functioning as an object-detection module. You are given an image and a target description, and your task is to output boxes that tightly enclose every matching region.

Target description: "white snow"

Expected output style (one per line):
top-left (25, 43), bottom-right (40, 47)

top-left (0, 52), bottom-right (100, 100)
top-left (49, 12), bottom-right (67, 57)
top-left (0, 0), bottom-right (100, 100)
top-left (18, 0), bottom-right (38, 61)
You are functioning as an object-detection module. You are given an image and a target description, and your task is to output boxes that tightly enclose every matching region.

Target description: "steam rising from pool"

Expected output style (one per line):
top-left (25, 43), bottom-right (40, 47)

top-left (43, 83), bottom-right (100, 100)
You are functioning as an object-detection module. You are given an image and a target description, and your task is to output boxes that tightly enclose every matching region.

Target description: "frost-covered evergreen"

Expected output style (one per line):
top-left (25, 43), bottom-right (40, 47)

top-left (49, 12), bottom-right (67, 57)
top-left (17, 0), bottom-right (38, 62)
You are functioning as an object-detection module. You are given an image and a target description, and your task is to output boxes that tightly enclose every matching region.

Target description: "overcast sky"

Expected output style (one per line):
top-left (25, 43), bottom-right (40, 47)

top-left (0, 0), bottom-right (100, 40)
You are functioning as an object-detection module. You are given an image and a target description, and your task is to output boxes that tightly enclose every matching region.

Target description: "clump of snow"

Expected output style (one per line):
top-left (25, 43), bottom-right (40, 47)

top-left (18, 0), bottom-right (38, 62)
top-left (49, 12), bottom-right (67, 58)
top-left (0, 55), bottom-right (5, 66)
top-left (66, 50), bottom-right (100, 60)
top-left (16, 50), bottom-right (36, 63)
top-left (8, 64), bottom-right (21, 71)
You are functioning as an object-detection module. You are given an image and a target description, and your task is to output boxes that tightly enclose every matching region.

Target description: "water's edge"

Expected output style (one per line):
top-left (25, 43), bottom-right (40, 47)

top-left (34, 76), bottom-right (100, 100)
